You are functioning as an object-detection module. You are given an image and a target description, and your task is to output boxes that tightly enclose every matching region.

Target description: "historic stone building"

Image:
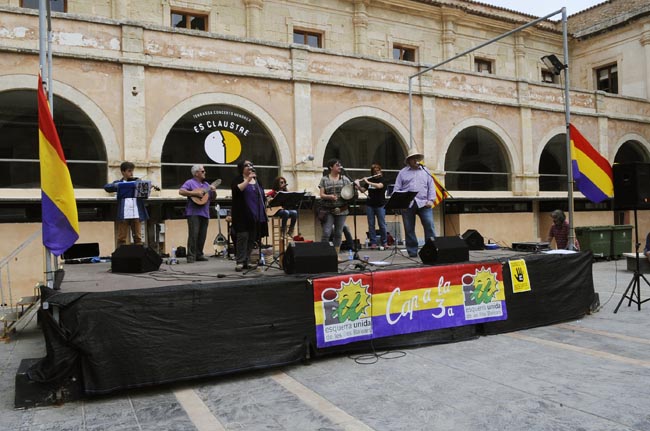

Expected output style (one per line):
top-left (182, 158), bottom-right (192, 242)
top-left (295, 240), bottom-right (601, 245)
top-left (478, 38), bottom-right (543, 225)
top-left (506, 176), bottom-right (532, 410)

top-left (1, 0), bottom-right (649, 296)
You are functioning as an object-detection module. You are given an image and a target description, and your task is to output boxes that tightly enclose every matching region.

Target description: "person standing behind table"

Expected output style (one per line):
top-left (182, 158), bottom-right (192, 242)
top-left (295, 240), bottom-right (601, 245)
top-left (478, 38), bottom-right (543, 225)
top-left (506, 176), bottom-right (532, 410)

top-left (231, 160), bottom-right (268, 272)
top-left (178, 164), bottom-right (217, 263)
top-left (547, 209), bottom-right (579, 250)
top-left (266, 176), bottom-right (298, 238)
top-left (355, 163), bottom-right (388, 250)
top-left (104, 161), bottom-right (149, 247)
top-left (393, 150), bottom-right (436, 258)
top-left (319, 158), bottom-right (352, 253)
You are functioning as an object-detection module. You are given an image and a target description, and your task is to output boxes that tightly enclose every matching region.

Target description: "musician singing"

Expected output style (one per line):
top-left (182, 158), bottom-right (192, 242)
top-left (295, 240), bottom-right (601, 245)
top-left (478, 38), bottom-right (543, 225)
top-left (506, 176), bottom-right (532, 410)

top-left (179, 164), bottom-right (217, 263)
top-left (354, 163), bottom-right (388, 250)
top-left (103, 161), bottom-right (149, 247)
top-left (266, 176), bottom-right (297, 238)
top-left (231, 160), bottom-right (268, 272)
top-left (318, 158), bottom-right (352, 253)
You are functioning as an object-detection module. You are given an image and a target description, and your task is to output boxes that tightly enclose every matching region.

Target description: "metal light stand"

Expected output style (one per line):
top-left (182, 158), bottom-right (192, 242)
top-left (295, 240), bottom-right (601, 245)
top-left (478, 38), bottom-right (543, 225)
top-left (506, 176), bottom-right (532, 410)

top-left (614, 208), bottom-right (650, 312)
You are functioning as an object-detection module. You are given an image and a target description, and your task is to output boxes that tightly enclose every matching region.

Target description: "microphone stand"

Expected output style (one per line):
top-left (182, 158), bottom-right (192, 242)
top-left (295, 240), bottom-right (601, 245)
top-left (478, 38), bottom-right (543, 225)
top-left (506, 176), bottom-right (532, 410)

top-left (341, 168), bottom-right (361, 258)
top-left (419, 163), bottom-right (453, 199)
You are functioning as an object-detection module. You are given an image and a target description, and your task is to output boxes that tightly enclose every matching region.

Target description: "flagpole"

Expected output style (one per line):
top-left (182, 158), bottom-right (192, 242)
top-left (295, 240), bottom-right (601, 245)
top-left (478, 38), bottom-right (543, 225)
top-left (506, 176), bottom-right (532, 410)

top-left (561, 8), bottom-right (576, 250)
top-left (39, 0), bottom-right (55, 288)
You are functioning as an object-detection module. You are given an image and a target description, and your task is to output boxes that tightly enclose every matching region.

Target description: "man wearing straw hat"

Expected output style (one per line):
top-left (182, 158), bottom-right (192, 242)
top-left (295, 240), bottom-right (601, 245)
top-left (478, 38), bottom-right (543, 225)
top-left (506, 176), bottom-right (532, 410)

top-left (393, 149), bottom-right (436, 258)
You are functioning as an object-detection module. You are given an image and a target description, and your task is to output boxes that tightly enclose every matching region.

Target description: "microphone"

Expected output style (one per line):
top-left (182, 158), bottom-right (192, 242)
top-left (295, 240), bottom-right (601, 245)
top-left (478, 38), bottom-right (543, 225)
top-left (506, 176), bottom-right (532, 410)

top-left (250, 167), bottom-right (256, 173)
top-left (296, 154), bottom-right (315, 165)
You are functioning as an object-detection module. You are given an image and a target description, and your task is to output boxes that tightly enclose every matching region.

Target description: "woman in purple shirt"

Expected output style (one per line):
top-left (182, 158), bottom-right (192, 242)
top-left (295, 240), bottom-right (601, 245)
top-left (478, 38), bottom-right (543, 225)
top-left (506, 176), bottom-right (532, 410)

top-left (231, 160), bottom-right (268, 271)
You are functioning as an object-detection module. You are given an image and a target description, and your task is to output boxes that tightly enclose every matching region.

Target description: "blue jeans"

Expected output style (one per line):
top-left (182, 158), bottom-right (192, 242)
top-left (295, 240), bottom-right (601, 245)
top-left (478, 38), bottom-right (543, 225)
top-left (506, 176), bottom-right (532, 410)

top-left (366, 205), bottom-right (387, 246)
top-left (321, 213), bottom-right (347, 247)
top-left (401, 205), bottom-right (436, 257)
top-left (276, 209), bottom-right (297, 233)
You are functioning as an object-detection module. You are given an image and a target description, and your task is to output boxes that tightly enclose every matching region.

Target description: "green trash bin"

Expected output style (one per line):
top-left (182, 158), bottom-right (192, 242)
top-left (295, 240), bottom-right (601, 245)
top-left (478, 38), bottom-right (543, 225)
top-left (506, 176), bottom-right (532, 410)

top-left (611, 225), bottom-right (633, 258)
top-left (575, 226), bottom-right (612, 259)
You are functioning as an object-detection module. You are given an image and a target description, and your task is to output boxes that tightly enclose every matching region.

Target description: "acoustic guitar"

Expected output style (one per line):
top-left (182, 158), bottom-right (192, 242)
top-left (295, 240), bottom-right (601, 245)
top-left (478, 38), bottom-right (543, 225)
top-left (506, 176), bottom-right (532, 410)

top-left (190, 179), bottom-right (221, 206)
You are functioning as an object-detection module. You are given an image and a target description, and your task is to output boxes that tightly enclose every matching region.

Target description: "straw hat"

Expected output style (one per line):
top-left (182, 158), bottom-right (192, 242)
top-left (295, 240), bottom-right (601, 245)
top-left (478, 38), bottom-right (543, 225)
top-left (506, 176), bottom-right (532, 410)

top-left (404, 148), bottom-right (424, 164)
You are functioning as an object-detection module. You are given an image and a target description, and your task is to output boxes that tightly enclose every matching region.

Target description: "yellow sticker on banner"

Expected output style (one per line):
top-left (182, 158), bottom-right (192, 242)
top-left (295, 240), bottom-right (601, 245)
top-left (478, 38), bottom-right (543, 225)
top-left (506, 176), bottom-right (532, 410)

top-left (509, 259), bottom-right (531, 293)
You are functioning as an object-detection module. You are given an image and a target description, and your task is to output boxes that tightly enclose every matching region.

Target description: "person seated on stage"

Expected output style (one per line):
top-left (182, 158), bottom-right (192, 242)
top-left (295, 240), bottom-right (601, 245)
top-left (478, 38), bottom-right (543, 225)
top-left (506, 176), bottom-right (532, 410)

top-left (354, 163), bottom-right (388, 250)
top-left (103, 161), bottom-right (149, 247)
top-left (547, 209), bottom-right (579, 250)
top-left (644, 232), bottom-right (650, 263)
top-left (266, 176), bottom-right (298, 238)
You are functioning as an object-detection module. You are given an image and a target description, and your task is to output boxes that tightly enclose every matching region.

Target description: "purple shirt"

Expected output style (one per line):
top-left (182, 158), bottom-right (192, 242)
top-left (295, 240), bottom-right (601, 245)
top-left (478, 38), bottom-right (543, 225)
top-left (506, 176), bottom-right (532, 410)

top-left (393, 166), bottom-right (436, 208)
top-left (243, 182), bottom-right (266, 222)
top-left (180, 178), bottom-right (213, 218)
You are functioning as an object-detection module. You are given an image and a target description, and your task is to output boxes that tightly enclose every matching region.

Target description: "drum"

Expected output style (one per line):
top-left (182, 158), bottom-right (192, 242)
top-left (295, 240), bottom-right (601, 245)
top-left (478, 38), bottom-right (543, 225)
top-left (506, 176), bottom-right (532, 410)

top-left (340, 183), bottom-right (357, 201)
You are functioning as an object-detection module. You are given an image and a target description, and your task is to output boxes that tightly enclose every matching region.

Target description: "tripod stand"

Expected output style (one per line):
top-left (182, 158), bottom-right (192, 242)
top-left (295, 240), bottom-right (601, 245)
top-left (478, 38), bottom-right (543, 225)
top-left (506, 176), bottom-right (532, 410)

top-left (614, 208), bottom-right (650, 312)
top-left (381, 191), bottom-right (417, 263)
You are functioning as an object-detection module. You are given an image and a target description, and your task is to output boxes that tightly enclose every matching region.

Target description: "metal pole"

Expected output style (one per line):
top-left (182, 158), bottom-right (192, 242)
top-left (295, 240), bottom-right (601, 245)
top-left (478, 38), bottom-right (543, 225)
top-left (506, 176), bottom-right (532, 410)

top-left (561, 8), bottom-right (576, 250)
top-left (407, 9), bottom-right (564, 150)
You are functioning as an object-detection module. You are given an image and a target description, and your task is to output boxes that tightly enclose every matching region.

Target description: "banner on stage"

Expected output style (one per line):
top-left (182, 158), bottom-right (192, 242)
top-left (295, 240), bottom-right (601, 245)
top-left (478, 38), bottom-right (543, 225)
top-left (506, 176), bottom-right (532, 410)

top-left (313, 263), bottom-right (507, 348)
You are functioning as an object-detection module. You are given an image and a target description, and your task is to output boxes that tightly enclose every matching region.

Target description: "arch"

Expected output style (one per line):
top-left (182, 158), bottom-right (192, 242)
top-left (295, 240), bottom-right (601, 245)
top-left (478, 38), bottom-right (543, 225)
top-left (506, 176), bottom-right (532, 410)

top-left (0, 74), bottom-right (118, 162)
top-left (613, 133), bottom-right (650, 162)
top-left (315, 106), bottom-right (410, 167)
top-left (150, 93), bottom-right (289, 165)
top-left (440, 117), bottom-right (517, 174)
top-left (535, 126), bottom-right (568, 174)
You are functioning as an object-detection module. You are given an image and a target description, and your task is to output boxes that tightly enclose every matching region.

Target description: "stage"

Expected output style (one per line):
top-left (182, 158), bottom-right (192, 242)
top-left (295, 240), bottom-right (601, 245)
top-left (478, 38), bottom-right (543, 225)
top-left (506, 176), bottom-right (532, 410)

top-left (16, 248), bottom-right (597, 407)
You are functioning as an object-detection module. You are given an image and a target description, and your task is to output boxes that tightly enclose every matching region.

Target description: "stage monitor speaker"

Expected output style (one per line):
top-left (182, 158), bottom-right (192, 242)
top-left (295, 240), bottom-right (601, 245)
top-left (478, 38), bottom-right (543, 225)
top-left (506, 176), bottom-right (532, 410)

top-left (419, 236), bottom-right (469, 265)
top-left (63, 242), bottom-right (100, 260)
top-left (111, 245), bottom-right (162, 273)
top-left (461, 229), bottom-right (485, 250)
top-left (613, 162), bottom-right (650, 210)
top-left (283, 242), bottom-right (338, 274)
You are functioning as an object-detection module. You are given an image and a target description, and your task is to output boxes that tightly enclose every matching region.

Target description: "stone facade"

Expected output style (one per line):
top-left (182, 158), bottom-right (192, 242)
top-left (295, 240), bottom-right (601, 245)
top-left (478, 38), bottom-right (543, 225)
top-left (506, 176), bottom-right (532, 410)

top-left (1, 0), bottom-right (649, 301)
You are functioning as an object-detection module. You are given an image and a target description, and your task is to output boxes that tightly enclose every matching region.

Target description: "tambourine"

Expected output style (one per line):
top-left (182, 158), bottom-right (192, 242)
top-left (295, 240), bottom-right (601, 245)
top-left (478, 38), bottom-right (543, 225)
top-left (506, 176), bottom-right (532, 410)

top-left (340, 183), bottom-right (357, 201)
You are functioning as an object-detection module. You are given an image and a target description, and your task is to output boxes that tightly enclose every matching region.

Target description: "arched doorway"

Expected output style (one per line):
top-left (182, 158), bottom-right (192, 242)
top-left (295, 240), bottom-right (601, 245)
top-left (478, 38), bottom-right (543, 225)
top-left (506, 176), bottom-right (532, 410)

top-left (0, 89), bottom-right (107, 188)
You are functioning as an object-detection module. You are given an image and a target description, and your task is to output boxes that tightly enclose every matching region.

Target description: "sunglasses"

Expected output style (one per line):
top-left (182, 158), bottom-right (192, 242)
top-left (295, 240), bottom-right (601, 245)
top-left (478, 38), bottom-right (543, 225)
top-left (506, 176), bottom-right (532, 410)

top-left (244, 163), bottom-right (254, 168)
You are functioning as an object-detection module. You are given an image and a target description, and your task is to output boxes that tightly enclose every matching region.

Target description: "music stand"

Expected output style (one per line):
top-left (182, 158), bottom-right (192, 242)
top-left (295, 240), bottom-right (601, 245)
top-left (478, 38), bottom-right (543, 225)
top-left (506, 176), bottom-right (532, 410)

top-left (266, 192), bottom-right (306, 270)
top-left (382, 191), bottom-right (417, 262)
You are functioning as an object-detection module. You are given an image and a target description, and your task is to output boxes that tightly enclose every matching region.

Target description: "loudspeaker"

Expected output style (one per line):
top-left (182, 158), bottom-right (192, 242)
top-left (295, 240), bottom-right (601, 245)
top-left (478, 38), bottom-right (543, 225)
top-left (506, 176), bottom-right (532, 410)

top-left (283, 242), bottom-right (338, 274)
top-left (419, 236), bottom-right (469, 265)
top-left (461, 229), bottom-right (485, 250)
top-left (111, 245), bottom-right (162, 273)
top-left (62, 242), bottom-right (100, 260)
top-left (613, 162), bottom-right (650, 210)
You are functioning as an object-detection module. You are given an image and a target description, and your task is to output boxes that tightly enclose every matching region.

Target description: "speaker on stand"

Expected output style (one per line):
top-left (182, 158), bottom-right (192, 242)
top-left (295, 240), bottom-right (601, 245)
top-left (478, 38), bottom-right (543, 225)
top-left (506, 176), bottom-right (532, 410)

top-left (613, 162), bottom-right (650, 312)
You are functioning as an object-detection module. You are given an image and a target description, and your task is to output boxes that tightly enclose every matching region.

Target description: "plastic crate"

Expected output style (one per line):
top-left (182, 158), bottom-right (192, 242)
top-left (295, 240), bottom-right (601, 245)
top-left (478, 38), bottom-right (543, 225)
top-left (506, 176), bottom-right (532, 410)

top-left (611, 225), bottom-right (633, 258)
top-left (575, 226), bottom-right (612, 259)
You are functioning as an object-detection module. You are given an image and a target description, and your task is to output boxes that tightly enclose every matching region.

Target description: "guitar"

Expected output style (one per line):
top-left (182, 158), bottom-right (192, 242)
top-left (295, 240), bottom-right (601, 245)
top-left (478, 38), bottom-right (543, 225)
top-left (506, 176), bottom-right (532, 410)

top-left (190, 179), bottom-right (221, 206)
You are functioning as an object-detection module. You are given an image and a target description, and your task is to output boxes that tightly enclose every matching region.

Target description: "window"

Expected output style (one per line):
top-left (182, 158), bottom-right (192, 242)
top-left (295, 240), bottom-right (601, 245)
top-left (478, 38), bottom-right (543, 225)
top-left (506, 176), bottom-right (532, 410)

top-left (21, 0), bottom-right (66, 12)
top-left (596, 64), bottom-right (618, 94)
top-left (171, 11), bottom-right (207, 31)
top-left (474, 58), bottom-right (493, 74)
top-left (0, 90), bottom-right (107, 188)
top-left (542, 70), bottom-right (557, 84)
top-left (293, 30), bottom-right (322, 48)
top-left (393, 45), bottom-right (416, 62)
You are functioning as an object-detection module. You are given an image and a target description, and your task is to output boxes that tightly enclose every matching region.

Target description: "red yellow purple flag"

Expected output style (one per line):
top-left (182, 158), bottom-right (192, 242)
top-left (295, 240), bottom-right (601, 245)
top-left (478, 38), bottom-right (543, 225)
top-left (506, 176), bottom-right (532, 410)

top-left (38, 75), bottom-right (79, 255)
top-left (569, 124), bottom-right (614, 203)
top-left (431, 173), bottom-right (449, 208)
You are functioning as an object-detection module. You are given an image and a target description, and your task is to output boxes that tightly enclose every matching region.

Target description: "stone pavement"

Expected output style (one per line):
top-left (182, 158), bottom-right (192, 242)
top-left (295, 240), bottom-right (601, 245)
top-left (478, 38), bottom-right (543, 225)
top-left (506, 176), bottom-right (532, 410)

top-left (1, 253), bottom-right (649, 431)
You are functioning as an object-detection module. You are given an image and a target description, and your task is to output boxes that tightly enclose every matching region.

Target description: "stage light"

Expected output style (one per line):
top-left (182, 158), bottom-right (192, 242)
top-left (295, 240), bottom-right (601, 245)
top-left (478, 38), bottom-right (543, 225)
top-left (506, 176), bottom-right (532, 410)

top-left (296, 154), bottom-right (314, 165)
top-left (541, 54), bottom-right (566, 75)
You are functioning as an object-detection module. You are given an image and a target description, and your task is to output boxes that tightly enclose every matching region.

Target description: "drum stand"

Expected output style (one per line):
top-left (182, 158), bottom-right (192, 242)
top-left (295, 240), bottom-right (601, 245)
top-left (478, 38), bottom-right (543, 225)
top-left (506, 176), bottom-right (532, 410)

top-left (614, 208), bottom-right (650, 312)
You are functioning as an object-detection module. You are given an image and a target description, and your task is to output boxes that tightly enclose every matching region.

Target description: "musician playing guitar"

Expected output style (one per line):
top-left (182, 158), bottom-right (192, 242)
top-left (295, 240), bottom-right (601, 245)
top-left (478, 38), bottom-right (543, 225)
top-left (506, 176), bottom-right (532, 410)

top-left (179, 164), bottom-right (218, 263)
